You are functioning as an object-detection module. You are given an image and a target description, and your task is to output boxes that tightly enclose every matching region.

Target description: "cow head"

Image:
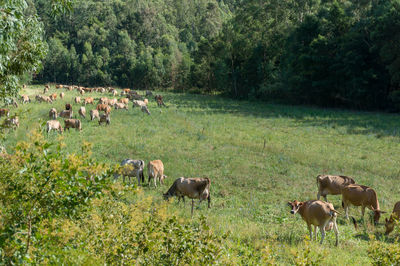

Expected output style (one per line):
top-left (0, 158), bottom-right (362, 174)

top-left (371, 207), bottom-right (386, 225)
top-left (384, 214), bottom-right (398, 235)
top-left (163, 192), bottom-right (172, 201)
top-left (288, 200), bottom-right (303, 214)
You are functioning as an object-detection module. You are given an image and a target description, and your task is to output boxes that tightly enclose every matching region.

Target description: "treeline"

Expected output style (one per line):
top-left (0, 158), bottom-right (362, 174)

top-left (34, 0), bottom-right (400, 111)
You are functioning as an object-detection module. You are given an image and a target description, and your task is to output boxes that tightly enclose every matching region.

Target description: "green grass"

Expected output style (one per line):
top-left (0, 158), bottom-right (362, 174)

top-left (4, 85), bottom-right (400, 264)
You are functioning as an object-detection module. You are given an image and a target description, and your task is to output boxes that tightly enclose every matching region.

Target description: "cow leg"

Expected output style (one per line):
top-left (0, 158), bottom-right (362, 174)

top-left (136, 170), bottom-right (141, 186)
top-left (191, 199), bottom-right (194, 217)
top-left (323, 195), bottom-right (328, 202)
top-left (154, 175), bottom-right (157, 188)
top-left (317, 191), bottom-right (320, 200)
top-left (313, 225), bottom-right (318, 241)
top-left (307, 224), bottom-right (312, 240)
top-left (319, 226), bottom-right (326, 244)
top-left (207, 195), bottom-right (211, 208)
top-left (361, 206), bottom-right (366, 222)
top-left (333, 219), bottom-right (339, 246)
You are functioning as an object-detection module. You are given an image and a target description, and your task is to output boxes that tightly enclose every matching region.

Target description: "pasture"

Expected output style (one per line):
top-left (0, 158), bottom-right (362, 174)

top-left (3, 85), bottom-right (400, 264)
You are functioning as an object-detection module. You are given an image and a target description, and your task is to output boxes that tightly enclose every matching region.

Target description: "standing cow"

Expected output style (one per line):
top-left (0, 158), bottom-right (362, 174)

top-left (316, 175), bottom-right (355, 201)
top-left (114, 159), bottom-right (145, 185)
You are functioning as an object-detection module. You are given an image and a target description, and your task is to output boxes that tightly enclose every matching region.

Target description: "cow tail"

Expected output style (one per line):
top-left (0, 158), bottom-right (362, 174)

top-left (351, 217), bottom-right (358, 230)
top-left (342, 201), bottom-right (344, 208)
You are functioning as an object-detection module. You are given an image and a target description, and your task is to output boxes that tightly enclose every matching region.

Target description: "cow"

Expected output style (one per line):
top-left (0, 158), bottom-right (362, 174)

top-left (385, 201), bottom-right (400, 235)
top-left (108, 98), bottom-right (118, 106)
top-left (59, 110), bottom-right (73, 119)
top-left (75, 96), bottom-right (81, 104)
top-left (122, 88), bottom-right (130, 95)
top-left (84, 97), bottom-right (94, 105)
top-left (43, 87), bottom-right (49, 94)
top-left (155, 95), bottom-right (165, 107)
top-left (112, 90), bottom-right (118, 96)
top-left (114, 159), bottom-right (145, 185)
top-left (288, 200), bottom-right (339, 246)
top-left (0, 108), bottom-right (9, 117)
top-left (133, 100), bottom-right (147, 107)
top-left (96, 104), bottom-right (111, 114)
top-left (146, 90), bottom-right (153, 97)
top-left (65, 103), bottom-right (72, 111)
top-left (46, 120), bottom-right (63, 134)
top-left (98, 113), bottom-right (110, 125)
top-left (143, 98), bottom-right (149, 105)
top-left (60, 92), bottom-right (65, 99)
top-left (141, 105), bottom-right (151, 115)
top-left (64, 119), bottom-right (81, 131)
top-left (98, 97), bottom-right (109, 105)
top-left (90, 109), bottom-right (100, 121)
top-left (49, 108), bottom-right (58, 119)
top-left (114, 103), bottom-right (128, 110)
top-left (55, 84), bottom-right (63, 89)
top-left (341, 184), bottom-right (386, 225)
top-left (79, 89), bottom-right (85, 95)
top-left (21, 95), bottom-right (30, 104)
top-left (35, 95), bottom-right (52, 103)
top-left (317, 175), bottom-right (355, 201)
top-left (147, 160), bottom-right (167, 187)
top-left (118, 98), bottom-right (129, 104)
top-left (79, 106), bottom-right (86, 118)
top-left (163, 177), bottom-right (211, 216)
top-left (49, 93), bottom-right (57, 101)
top-left (2, 116), bottom-right (19, 130)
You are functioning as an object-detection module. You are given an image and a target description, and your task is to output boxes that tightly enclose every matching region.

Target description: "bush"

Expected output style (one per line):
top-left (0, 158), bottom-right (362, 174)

top-left (368, 238), bottom-right (400, 266)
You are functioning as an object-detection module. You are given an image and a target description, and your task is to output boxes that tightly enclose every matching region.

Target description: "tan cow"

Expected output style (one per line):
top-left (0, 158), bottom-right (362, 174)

top-left (49, 108), bottom-right (58, 119)
top-left (64, 119), bottom-right (81, 131)
top-left (59, 110), bottom-right (73, 119)
top-left (3, 116), bottom-right (19, 130)
top-left (114, 103), bottom-right (128, 110)
top-left (49, 93), bottom-right (57, 101)
top-left (147, 160), bottom-right (167, 187)
top-left (385, 201), bottom-right (400, 235)
top-left (317, 175), bottom-right (355, 201)
top-left (112, 89), bottom-right (118, 96)
top-left (133, 100), bottom-right (146, 107)
top-left (60, 92), bottom-right (65, 99)
top-left (75, 96), bottom-right (81, 104)
top-left (21, 95), bottom-right (30, 104)
top-left (96, 104), bottom-right (111, 114)
top-left (55, 84), bottom-right (63, 89)
top-left (108, 98), bottom-right (117, 106)
top-left (43, 87), bottom-right (49, 94)
top-left (46, 120), bottom-right (63, 134)
top-left (163, 177), bottom-right (211, 216)
top-left (98, 97), bottom-right (109, 105)
top-left (98, 113), bottom-right (110, 125)
top-left (143, 98), bottom-right (149, 105)
top-left (288, 200), bottom-right (339, 246)
top-left (341, 184), bottom-right (386, 225)
top-left (79, 89), bottom-right (85, 95)
top-left (90, 109), bottom-right (100, 121)
top-left (84, 97), bottom-right (94, 105)
top-left (79, 106), bottom-right (86, 118)
top-left (119, 98), bottom-right (129, 104)
top-left (0, 108), bottom-right (9, 117)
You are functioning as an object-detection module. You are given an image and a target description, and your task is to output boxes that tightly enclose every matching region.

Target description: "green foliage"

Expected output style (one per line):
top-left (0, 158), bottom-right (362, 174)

top-left (368, 238), bottom-right (400, 265)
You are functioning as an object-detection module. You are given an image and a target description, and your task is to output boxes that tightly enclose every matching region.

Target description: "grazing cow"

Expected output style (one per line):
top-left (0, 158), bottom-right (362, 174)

top-left (97, 104), bottom-right (111, 114)
top-left (119, 98), bottom-right (129, 104)
top-left (80, 89), bottom-right (85, 95)
top-left (35, 95), bottom-right (52, 103)
top-left (79, 106), bottom-right (86, 118)
top-left (2, 116), bottom-right (19, 129)
top-left (46, 120), bottom-right (63, 134)
top-left (163, 177), bottom-right (211, 216)
top-left (59, 110), bottom-right (73, 119)
top-left (385, 201), bottom-right (400, 235)
top-left (155, 95), bottom-right (165, 107)
top-left (49, 108), bottom-right (58, 119)
top-left (60, 92), bottom-right (65, 99)
top-left (123, 88), bottom-right (130, 95)
top-left (317, 175), bottom-right (355, 201)
top-left (341, 184), bottom-right (386, 225)
top-left (68, 86), bottom-right (74, 91)
top-left (21, 95), bottom-right (30, 104)
top-left (112, 90), bottom-right (118, 96)
top-left (141, 105), bottom-right (151, 115)
top-left (75, 96), bottom-right (81, 104)
top-left (288, 200), bottom-right (339, 246)
top-left (65, 103), bottom-right (72, 111)
top-left (55, 84), bottom-right (63, 89)
top-left (0, 108), bottom-right (9, 117)
top-left (98, 113), bottom-right (110, 125)
top-left (114, 103), bottom-right (128, 110)
top-left (64, 119), bottom-right (81, 131)
top-left (84, 97), bottom-right (94, 105)
top-left (108, 98), bottom-right (117, 106)
top-left (133, 100), bottom-right (147, 107)
top-left (49, 93), bottom-right (57, 101)
top-left (146, 90), bottom-right (153, 97)
top-left (114, 159), bottom-right (145, 185)
top-left (90, 109), bottom-right (100, 121)
top-left (43, 87), bottom-right (49, 94)
top-left (98, 97), bottom-right (109, 105)
top-left (147, 160), bottom-right (167, 187)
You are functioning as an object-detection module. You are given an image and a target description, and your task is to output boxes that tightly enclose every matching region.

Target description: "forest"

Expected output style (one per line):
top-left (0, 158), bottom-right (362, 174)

top-left (11, 0), bottom-right (400, 111)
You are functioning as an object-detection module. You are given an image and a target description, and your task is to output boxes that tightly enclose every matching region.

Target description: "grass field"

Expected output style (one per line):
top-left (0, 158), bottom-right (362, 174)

top-left (3, 85), bottom-right (400, 264)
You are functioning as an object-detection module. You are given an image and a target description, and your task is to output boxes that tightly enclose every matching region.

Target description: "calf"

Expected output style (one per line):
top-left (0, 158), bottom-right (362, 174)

top-left (163, 177), bottom-right (211, 216)
top-left (0, 108), bottom-right (9, 117)
top-left (60, 92), bottom-right (65, 99)
top-left (317, 175), bottom-right (355, 201)
top-left (98, 113), bottom-right (110, 125)
top-left (385, 201), bottom-right (400, 235)
top-left (46, 120), bottom-right (63, 134)
top-left (49, 108), bottom-right (58, 119)
top-left (90, 109), bottom-right (100, 121)
top-left (59, 110), bottom-right (73, 119)
top-left (147, 160), bottom-right (167, 187)
top-left (288, 200), bottom-right (339, 246)
top-left (64, 119), bottom-right (81, 131)
top-left (75, 96), bottom-right (81, 104)
top-left (79, 106), bottom-right (86, 118)
top-left (341, 184), bottom-right (385, 225)
top-left (114, 159), bottom-right (145, 185)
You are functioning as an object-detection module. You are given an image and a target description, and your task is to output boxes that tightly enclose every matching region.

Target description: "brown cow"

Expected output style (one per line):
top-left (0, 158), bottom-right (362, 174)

top-left (385, 201), bottom-right (400, 235)
top-left (55, 84), bottom-right (63, 89)
top-left (49, 108), bottom-right (58, 119)
top-left (46, 120), bottom-right (63, 134)
top-left (317, 175), bottom-right (355, 201)
top-left (108, 98), bottom-right (117, 106)
top-left (65, 103), bottom-right (72, 111)
top-left (84, 97), bottom-right (94, 105)
top-left (75, 96), bottom-right (81, 104)
top-left (341, 184), bottom-right (386, 225)
top-left (49, 93), bottom-right (57, 101)
top-left (123, 88), bottom-right (130, 95)
top-left (59, 110), bottom-right (73, 119)
top-left (114, 103), bottom-right (128, 110)
top-left (98, 113), bottom-right (110, 125)
top-left (79, 106), bottom-right (86, 118)
top-left (288, 200), bottom-right (339, 246)
top-left (119, 98), bottom-right (129, 104)
top-left (98, 97), bottom-right (109, 105)
top-left (60, 92), bottom-right (65, 99)
top-left (0, 108), bottom-right (9, 117)
top-left (64, 119), bottom-right (81, 131)
top-left (90, 109), bottom-right (100, 121)
top-left (155, 95), bottom-right (165, 107)
top-left (163, 177), bottom-right (211, 216)
top-left (147, 160), bottom-right (167, 187)
top-left (97, 104), bottom-right (111, 114)
top-left (21, 95), bottom-right (30, 104)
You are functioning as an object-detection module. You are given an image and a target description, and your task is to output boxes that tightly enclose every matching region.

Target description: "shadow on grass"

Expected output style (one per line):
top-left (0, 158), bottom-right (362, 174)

top-left (166, 93), bottom-right (400, 138)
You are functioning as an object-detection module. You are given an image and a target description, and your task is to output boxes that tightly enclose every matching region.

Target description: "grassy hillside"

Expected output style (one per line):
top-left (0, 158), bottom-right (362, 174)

top-left (3, 85), bottom-right (400, 264)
